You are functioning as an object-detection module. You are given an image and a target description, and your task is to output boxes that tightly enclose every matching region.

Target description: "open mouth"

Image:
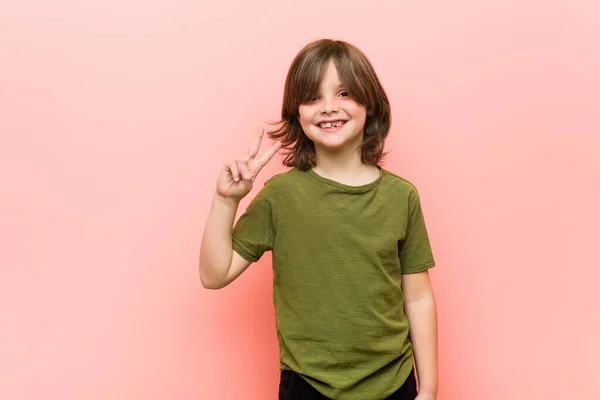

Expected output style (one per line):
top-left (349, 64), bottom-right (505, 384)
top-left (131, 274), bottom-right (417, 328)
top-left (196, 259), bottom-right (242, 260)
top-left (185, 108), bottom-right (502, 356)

top-left (316, 120), bottom-right (347, 131)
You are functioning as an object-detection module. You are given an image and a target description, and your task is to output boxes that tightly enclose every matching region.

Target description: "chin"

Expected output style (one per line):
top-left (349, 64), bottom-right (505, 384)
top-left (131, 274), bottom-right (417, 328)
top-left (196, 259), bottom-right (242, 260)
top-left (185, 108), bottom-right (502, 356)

top-left (312, 135), bottom-right (363, 152)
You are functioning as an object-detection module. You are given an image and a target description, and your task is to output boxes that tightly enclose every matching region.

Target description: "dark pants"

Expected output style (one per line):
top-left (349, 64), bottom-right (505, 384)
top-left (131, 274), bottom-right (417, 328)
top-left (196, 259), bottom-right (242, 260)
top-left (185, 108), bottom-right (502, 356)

top-left (278, 368), bottom-right (418, 400)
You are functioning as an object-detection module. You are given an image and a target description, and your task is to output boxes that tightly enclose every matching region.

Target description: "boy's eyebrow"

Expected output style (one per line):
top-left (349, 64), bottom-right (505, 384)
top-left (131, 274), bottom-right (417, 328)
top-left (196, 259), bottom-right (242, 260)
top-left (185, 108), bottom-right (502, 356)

top-left (323, 83), bottom-right (345, 91)
top-left (314, 83), bottom-right (346, 93)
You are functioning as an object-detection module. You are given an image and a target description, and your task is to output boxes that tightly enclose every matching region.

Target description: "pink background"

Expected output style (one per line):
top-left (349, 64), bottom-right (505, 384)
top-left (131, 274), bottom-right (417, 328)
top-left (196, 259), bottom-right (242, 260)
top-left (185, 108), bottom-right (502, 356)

top-left (1, 0), bottom-right (599, 399)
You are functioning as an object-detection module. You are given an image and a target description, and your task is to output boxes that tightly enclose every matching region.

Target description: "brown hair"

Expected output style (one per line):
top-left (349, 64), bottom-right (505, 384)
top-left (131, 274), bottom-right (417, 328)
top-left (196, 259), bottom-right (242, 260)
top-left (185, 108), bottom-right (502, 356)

top-left (267, 39), bottom-right (391, 170)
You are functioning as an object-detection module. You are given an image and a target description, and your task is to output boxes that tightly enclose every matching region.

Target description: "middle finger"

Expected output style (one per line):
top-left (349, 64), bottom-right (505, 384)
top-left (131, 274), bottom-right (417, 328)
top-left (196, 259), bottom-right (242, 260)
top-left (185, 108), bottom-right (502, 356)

top-left (247, 127), bottom-right (265, 159)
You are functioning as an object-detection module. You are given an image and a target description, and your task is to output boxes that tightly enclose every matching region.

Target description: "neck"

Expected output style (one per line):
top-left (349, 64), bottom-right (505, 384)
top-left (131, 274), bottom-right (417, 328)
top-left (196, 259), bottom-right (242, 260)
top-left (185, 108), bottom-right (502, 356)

top-left (312, 144), bottom-right (379, 185)
top-left (314, 146), bottom-right (362, 175)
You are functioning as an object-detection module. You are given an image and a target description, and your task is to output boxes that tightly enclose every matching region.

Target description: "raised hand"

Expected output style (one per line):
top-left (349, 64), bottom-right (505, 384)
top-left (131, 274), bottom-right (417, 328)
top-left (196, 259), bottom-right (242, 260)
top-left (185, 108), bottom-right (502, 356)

top-left (216, 128), bottom-right (282, 201)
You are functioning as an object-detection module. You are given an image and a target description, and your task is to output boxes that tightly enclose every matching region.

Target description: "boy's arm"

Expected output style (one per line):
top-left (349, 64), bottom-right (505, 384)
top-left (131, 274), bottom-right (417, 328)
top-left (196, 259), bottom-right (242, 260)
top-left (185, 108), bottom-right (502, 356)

top-left (402, 270), bottom-right (438, 399)
top-left (199, 129), bottom-right (281, 290)
top-left (199, 193), bottom-right (252, 290)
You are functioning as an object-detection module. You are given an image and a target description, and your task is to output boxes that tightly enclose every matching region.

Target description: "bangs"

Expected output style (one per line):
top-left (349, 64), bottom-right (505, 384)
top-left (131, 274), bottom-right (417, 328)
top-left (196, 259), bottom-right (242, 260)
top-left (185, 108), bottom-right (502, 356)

top-left (292, 55), bottom-right (331, 104)
top-left (332, 55), bottom-right (370, 107)
top-left (289, 46), bottom-right (370, 108)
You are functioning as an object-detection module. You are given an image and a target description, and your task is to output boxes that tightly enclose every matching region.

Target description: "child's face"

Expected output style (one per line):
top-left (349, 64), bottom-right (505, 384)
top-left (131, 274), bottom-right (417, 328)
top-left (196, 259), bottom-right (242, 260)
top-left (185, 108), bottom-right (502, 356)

top-left (298, 61), bottom-right (367, 156)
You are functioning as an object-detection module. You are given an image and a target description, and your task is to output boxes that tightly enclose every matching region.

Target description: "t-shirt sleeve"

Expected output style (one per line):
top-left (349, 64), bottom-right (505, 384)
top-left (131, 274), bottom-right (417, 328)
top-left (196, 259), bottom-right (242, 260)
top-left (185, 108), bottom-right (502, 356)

top-left (231, 181), bottom-right (276, 263)
top-left (398, 188), bottom-right (436, 274)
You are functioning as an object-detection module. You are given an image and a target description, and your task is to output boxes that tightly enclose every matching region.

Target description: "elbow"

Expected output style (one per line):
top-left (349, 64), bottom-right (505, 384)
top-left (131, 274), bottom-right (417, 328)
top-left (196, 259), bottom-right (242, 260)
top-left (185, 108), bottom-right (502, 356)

top-left (201, 278), bottom-right (226, 290)
top-left (199, 267), bottom-right (228, 290)
top-left (404, 291), bottom-right (436, 307)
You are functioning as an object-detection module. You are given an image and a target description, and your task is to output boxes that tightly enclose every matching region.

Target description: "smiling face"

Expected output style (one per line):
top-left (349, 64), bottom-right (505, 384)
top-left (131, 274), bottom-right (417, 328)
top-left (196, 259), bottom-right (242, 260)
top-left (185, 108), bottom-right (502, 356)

top-left (298, 60), bottom-right (368, 155)
top-left (268, 39), bottom-right (391, 170)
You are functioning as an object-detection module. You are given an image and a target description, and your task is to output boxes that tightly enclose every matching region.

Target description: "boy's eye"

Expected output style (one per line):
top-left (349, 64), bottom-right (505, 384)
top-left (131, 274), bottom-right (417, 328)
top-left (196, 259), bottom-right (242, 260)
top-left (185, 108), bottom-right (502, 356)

top-left (306, 91), bottom-right (349, 103)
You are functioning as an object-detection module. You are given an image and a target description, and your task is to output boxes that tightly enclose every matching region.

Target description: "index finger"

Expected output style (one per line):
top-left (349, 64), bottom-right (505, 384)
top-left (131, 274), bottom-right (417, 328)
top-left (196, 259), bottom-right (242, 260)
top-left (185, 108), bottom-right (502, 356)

top-left (247, 127), bottom-right (265, 159)
top-left (256, 141), bottom-right (282, 168)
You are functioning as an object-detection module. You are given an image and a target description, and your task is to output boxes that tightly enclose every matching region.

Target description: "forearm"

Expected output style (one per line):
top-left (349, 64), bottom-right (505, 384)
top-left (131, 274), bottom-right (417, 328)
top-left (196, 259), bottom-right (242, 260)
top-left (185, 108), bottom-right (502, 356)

top-left (405, 293), bottom-right (438, 396)
top-left (199, 193), bottom-right (239, 287)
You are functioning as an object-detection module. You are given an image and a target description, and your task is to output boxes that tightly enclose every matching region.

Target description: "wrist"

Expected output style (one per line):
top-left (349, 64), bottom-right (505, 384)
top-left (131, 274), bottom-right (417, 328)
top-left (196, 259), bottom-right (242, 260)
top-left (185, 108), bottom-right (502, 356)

top-left (418, 387), bottom-right (437, 398)
top-left (213, 192), bottom-right (241, 207)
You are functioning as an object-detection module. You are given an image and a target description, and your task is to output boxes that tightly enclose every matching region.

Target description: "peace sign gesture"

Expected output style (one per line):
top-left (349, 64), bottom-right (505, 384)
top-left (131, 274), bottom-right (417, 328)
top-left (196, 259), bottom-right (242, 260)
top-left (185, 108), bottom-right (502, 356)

top-left (216, 128), bottom-right (282, 200)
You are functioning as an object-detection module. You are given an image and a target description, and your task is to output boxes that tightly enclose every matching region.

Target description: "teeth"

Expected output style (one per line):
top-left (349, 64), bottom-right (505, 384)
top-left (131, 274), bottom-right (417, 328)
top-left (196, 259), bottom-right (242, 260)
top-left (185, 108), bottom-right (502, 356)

top-left (320, 121), bottom-right (344, 128)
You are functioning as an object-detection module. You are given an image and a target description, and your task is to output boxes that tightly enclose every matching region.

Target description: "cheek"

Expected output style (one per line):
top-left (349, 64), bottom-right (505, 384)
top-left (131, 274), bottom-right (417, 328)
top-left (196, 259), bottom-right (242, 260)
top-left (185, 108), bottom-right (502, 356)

top-left (297, 107), bottom-right (314, 128)
top-left (345, 101), bottom-right (365, 117)
top-left (357, 105), bottom-right (368, 118)
top-left (349, 105), bottom-right (367, 126)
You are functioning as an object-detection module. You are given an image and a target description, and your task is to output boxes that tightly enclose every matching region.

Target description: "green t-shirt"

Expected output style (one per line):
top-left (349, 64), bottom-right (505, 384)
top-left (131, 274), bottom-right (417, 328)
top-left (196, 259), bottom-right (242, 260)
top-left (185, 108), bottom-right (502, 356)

top-left (232, 167), bottom-right (435, 400)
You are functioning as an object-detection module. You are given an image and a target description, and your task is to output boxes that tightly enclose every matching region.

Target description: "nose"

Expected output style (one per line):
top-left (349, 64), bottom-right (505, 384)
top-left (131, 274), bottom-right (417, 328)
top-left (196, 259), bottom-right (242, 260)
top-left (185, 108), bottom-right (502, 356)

top-left (321, 96), bottom-right (339, 114)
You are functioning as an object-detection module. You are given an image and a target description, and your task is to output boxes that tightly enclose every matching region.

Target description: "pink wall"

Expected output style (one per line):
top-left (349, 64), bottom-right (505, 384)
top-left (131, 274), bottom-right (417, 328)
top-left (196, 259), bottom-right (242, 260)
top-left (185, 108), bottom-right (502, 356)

top-left (1, 0), bottom-right (598, 399)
